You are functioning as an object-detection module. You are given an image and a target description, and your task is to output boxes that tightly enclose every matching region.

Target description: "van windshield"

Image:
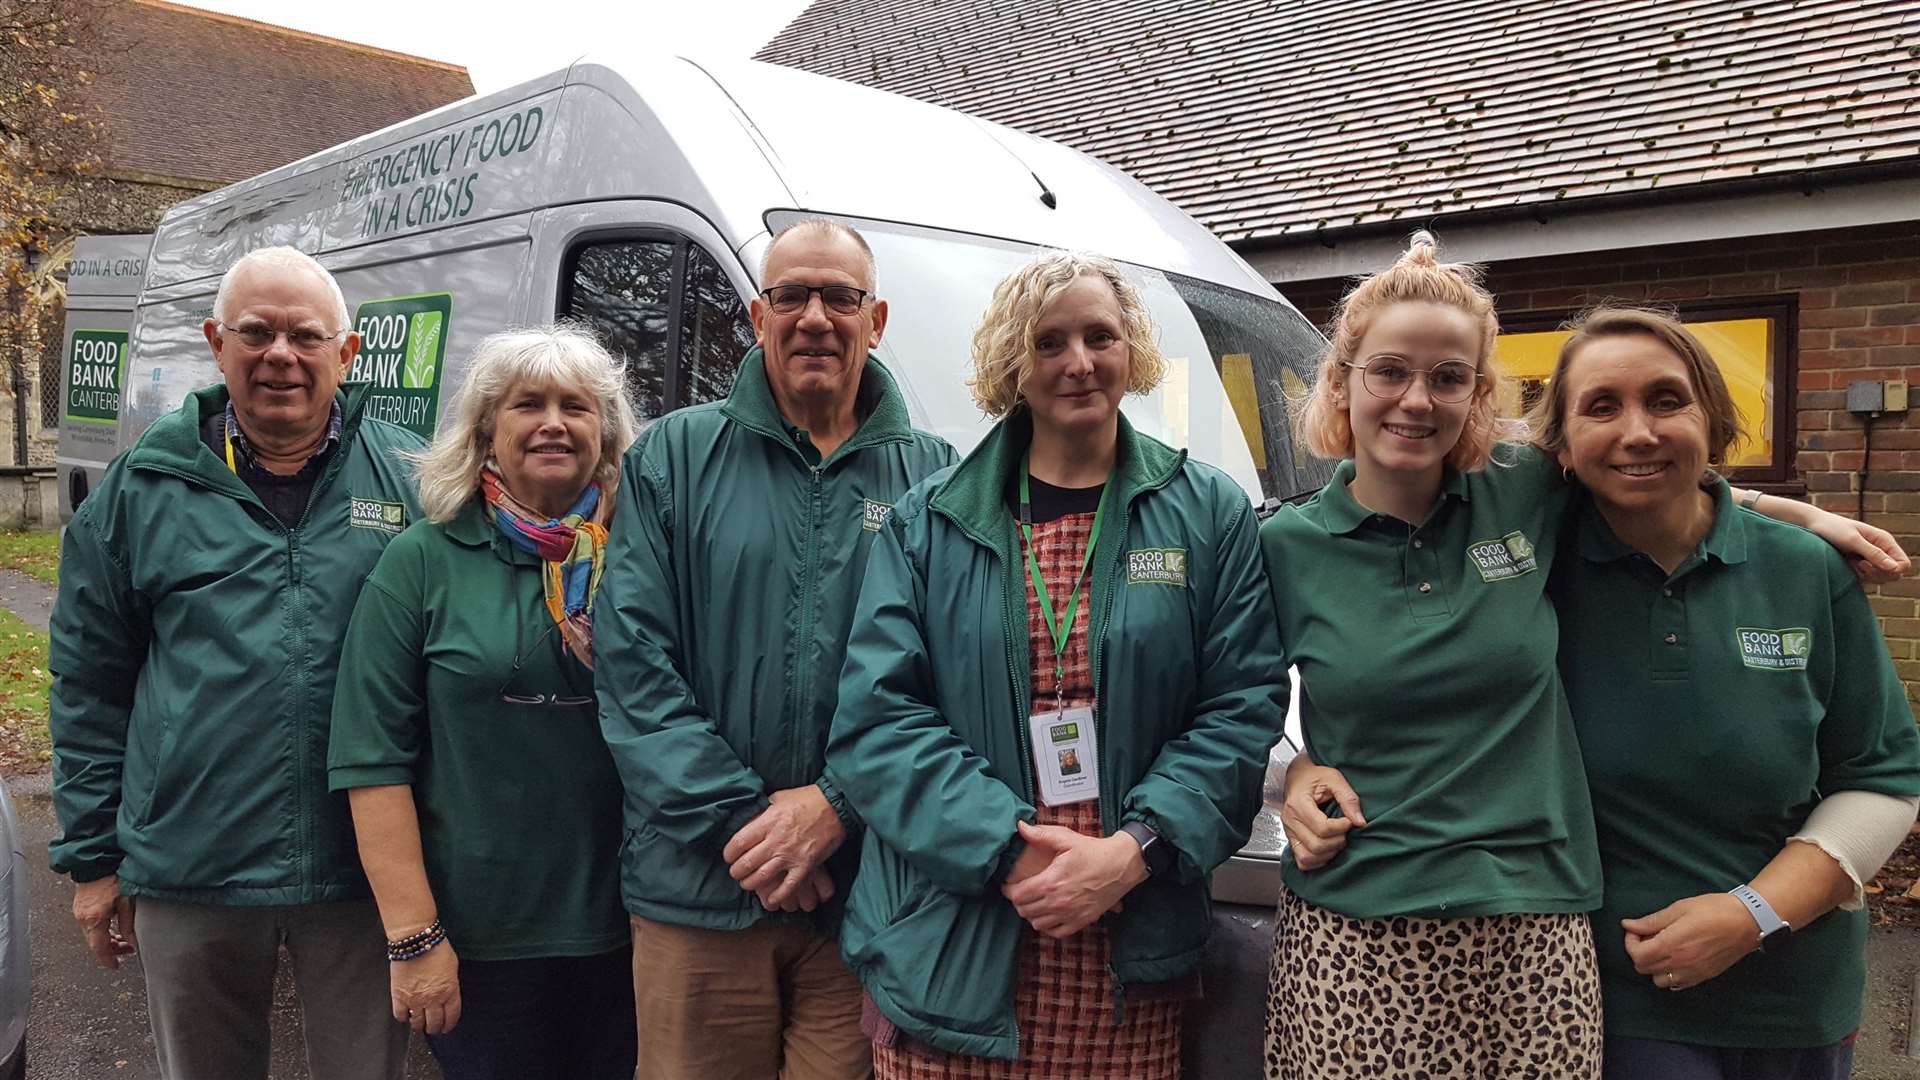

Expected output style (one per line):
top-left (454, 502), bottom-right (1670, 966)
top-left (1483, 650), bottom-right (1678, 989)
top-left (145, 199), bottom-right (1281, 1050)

top-left (830, 217), bottom-right (1334, 504)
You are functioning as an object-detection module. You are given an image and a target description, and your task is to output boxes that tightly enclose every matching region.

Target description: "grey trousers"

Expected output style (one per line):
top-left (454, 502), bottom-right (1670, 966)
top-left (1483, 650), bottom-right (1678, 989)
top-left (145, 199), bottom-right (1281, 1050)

top-left (135, 897), bottom-right (408, 1080)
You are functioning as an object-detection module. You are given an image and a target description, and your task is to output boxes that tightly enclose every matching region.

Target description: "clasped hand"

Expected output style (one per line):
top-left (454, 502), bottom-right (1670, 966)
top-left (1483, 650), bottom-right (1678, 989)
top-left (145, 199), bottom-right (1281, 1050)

top-left (723, 785), bottom-right (846, 912)
top-left (1001, 820), bottom-right (1147, 939)
top-left (1621, 892), bottom-right (1760, 992)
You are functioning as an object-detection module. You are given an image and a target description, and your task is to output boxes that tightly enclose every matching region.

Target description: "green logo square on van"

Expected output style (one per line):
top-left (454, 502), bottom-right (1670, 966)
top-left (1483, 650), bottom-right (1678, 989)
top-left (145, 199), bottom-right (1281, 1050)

top-left (66, 329), bottom-right (128, 425)
top-left (351, 292), bottom-right (452, 438)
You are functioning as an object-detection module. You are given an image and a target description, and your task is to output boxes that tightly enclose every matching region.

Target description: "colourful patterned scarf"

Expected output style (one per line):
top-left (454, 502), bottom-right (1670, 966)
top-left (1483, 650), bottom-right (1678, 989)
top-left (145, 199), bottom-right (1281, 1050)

top-left (481, 464), bottom-right (614, 669)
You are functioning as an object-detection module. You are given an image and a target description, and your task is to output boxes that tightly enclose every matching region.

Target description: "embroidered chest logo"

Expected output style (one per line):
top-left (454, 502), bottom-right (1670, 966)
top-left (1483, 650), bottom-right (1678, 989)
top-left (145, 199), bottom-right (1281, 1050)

top-left (1127, 548), bottom-right (1188, 587)
top-left (862, 498), bottom-right (893, 532)
top-left (1738, 627), bottom-right (1812, 671)
top-left (1467, 530), bottom-right (1538, 582)
top-left (349, 497), bottom-right (408, 535)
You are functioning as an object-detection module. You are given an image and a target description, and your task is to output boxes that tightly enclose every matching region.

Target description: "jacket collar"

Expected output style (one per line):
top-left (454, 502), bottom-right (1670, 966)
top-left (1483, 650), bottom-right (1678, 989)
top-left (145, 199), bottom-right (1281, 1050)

top-left (129, 381), bottom-right (375, 492)
top-left (1576, 472), bottom-right (1747, 568)
top-left (929, 408), bottom-right (1185, 549)
top-left (1317, 458), bottom-right (1471, 536)
top-left (719, 347), bottom-right (912, 464)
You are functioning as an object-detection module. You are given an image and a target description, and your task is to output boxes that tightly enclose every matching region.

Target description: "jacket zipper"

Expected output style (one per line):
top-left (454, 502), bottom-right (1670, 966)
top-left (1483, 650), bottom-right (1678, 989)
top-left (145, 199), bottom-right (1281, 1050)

top-left (793, 463), bottom-right (824, 786)
top-left (1001, 523), bottom-right (1036, 803)
top-left (1088, 502), bottom-right (1129, 836)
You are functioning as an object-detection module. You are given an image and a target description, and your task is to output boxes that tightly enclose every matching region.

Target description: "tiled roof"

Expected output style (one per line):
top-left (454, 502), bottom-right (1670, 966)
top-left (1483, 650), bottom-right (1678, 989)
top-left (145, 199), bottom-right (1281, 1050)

top-left (86, 0), bottom-right (474, 186)
top-left (757, 0), bottom-right (1920, 245)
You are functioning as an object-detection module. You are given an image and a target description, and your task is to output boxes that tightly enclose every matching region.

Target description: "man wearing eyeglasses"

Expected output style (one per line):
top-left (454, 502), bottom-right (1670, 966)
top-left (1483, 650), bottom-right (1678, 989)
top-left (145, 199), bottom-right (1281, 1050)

top-left (47, 246), bottom-right (421, 1079)
top-left (597, 218), bottom-right (955, 1079)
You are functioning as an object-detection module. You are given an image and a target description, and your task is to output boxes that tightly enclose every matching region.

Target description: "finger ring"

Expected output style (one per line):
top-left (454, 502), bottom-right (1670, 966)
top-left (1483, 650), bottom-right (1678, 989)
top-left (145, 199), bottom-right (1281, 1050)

top-left (1665, 972), bottom-right (1680, 991)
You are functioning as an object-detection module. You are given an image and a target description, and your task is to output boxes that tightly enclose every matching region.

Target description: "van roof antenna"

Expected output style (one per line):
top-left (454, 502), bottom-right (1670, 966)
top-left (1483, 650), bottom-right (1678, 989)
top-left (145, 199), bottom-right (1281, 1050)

top-left (957, 113), bottom-right (1059, 210)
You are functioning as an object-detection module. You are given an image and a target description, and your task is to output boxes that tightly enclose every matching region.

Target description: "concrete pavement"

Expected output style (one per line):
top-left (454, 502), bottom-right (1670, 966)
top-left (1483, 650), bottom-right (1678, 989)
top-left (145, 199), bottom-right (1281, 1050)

top-left (8, 772), bottom-right (439, 1079)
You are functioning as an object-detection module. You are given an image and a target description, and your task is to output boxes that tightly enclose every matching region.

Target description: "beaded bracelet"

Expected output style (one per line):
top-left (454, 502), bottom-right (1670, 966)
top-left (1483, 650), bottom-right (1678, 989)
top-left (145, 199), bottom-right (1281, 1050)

top-left (386, 919), bottom-right (446, 962)
top-left (389, 930), bottom-right (446, 962)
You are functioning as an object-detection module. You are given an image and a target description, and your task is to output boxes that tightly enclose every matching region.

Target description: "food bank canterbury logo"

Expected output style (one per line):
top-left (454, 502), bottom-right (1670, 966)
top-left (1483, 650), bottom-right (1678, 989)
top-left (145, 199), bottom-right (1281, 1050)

top-left (1738, 627), bottom-right (1812, 671)
top-left (1468, 530), bottom-right (1538, 582)
top-left (1127, 548), bottom-right (1187, 587)
top-left (349, 498), bottom-right (408, 536)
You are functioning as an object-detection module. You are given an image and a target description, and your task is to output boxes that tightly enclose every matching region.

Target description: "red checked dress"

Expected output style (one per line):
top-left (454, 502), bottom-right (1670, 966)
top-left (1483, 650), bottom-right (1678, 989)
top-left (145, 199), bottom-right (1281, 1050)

top-left (873, 502), bottom-right (1183, 1080)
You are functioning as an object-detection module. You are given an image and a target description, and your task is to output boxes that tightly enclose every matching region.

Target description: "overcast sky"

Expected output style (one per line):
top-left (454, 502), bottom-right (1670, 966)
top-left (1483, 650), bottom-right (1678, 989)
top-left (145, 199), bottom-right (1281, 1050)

top-left (176, 0), bottom-right (816, 93)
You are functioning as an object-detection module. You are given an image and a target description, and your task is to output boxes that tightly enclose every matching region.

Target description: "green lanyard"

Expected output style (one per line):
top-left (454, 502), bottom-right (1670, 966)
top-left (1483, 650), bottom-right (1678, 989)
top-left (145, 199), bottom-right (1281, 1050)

top-left (1019, 451), bottom-right (1112, 709)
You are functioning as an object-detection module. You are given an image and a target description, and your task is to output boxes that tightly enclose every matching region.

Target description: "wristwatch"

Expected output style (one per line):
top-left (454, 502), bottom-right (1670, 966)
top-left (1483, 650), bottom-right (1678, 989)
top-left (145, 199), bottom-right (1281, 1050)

top-left (1729, 883), bottom-right (1793, 954)
top-left (1119, 821), bottom-right (1176, 878)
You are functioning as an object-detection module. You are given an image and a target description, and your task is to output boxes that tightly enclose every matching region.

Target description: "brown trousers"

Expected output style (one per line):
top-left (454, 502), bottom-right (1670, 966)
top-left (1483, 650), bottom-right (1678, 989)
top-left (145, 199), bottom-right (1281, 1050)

top-left (631, 915), bottom-right (871, 1080)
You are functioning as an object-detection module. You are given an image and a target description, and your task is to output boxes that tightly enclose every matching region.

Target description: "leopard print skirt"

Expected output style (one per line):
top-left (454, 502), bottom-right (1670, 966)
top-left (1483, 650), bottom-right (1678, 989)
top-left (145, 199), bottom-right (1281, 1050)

top-left (1265, 889), bottom-right (1602, 1080)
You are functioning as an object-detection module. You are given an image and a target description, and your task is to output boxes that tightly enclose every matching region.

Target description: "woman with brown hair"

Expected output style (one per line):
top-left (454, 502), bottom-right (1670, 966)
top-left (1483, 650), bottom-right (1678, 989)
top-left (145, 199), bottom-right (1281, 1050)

top-left (1536, 307), bottom-right (1920, 1080)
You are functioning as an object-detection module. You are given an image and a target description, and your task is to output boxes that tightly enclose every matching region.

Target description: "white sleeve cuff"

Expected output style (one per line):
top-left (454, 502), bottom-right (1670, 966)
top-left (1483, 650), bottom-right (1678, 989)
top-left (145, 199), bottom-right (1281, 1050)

top-left (1788, 790), bottom-right (1920, 911)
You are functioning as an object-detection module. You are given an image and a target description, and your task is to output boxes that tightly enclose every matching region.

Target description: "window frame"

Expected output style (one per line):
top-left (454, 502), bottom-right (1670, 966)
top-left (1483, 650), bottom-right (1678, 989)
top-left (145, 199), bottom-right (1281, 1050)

top-left (1499, 294), bottom-right (1800, 489)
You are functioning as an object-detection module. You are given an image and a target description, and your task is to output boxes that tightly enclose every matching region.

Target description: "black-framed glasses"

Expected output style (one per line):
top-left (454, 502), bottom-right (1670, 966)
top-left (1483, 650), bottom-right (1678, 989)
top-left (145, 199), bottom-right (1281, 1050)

top-left (217, 321), bottom-right (347, 356)
top-left (1341, 358), bottom-right (1482, 403)
top-left (758, 284), bottom-right (870, 315)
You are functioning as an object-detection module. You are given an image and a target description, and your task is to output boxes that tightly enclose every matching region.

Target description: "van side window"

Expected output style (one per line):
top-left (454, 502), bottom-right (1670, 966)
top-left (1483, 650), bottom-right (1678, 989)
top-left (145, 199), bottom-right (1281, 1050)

top-left (562, 237), bottom-right (755, 419)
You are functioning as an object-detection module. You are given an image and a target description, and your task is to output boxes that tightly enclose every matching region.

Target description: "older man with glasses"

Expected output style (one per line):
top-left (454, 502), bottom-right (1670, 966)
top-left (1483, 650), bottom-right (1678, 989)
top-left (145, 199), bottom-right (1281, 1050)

top-left (47, 246), bottom-right (423, 1079)
top-left (596, 217), bottom-right (955, 1079)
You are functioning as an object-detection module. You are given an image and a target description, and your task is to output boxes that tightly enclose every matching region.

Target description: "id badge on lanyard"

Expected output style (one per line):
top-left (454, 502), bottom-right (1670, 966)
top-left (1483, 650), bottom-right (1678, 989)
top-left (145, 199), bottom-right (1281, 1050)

top-left (1019, 452), bottom-right (1111, 808)
top-left (1030, 704), bottom-right (1099, 806)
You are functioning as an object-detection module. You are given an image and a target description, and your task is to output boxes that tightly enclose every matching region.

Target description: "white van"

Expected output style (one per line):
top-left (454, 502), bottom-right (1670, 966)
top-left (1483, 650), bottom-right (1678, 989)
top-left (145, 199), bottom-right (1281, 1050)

top-left (105, 55), bottom-right (1320, 1075)
top-left (53, 234), bottom-right (150, 520)
top-left (115, 55), bottom-right (1330, 506)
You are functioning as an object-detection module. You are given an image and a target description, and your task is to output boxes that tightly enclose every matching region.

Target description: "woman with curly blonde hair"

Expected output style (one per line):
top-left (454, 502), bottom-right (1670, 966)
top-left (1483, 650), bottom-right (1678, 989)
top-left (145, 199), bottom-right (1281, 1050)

top-left (827, 251), bottom-right (1287, 1077)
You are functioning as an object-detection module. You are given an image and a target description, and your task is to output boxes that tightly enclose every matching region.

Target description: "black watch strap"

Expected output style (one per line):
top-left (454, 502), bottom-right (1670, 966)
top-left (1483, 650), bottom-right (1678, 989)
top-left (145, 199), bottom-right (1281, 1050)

top-left (1119, 821), bottom-right (1175, 877)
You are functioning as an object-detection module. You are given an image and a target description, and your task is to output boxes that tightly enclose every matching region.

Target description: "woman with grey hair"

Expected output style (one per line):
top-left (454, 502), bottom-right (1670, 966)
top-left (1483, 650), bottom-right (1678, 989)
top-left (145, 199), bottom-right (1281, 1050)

top-left (329, 324), bottom-right (639, 1079)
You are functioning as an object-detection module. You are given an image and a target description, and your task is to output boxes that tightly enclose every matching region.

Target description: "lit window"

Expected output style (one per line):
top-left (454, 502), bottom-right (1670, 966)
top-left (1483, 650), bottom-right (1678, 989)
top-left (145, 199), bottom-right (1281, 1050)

top-left (1495, 299), bottom-right (1794, 484)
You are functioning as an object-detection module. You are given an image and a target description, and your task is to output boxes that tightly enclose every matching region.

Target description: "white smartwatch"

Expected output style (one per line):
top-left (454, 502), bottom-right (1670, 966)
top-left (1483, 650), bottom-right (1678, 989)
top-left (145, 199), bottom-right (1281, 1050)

top-left (1728, 883), bottom-right (1793, 955)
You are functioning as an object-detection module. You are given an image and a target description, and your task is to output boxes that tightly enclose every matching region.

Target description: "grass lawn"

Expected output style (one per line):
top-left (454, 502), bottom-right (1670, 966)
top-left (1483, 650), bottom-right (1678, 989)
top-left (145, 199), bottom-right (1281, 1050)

top-left (0, 606), bottom-right (49, 773)
top-left (0, 528), bottom-right (59, 586)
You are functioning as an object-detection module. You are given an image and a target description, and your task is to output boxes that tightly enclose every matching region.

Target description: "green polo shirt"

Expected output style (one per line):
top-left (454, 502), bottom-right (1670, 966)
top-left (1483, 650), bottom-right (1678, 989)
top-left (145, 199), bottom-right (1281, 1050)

top-left (1259, 445), bottom-right (1601, 918)
top-left (1553, 479), bottom-right (1920, 1047)
top-left (329, 502), bottom-right (628, 962)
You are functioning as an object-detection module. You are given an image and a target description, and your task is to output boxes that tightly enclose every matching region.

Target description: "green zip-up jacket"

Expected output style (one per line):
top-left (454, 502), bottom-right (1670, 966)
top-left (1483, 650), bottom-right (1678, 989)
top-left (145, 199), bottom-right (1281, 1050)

top-left (595, 349), bottom-right (955, 932)
top-left (827, 412), bottom-right (1287, 1059)
top-left (48, 383), bottom-right (424, 904)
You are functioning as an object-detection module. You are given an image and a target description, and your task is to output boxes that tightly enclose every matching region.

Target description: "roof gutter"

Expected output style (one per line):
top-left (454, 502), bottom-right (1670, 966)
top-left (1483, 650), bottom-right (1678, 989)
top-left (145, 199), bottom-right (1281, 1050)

top-left (1237, 163), bottom-right (1920, 284)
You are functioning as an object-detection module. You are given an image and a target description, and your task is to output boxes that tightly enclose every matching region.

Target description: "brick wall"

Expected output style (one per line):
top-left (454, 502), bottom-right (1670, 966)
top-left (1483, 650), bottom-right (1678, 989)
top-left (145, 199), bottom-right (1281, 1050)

top-left (1271, 220), bottom-right (1920, 700)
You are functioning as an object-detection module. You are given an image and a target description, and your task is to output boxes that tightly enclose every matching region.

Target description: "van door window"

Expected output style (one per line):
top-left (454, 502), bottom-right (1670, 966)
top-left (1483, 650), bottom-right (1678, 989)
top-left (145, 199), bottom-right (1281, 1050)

top-left (565, 240), bottom-right (676, 419)
top-left (563, 237), bottom-right (755, 419)
top-left (679, 244), bottom-right (754, 407)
